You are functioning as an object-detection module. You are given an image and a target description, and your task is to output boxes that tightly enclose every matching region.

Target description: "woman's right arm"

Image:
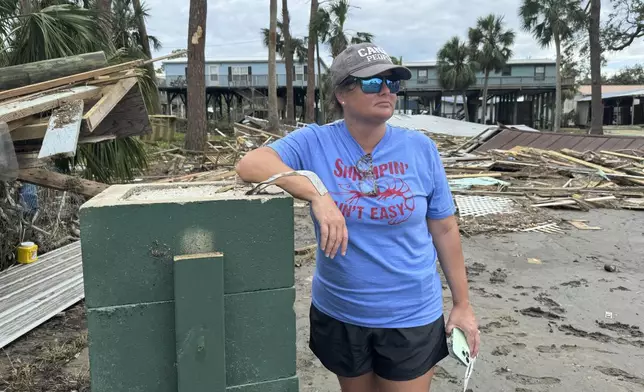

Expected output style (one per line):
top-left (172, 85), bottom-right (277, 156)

top-left (236, 147), bottom-right (349, 259)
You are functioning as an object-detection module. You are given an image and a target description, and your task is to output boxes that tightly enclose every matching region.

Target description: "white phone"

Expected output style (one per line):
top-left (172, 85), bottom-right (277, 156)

top-left (448, 327), bottom-right (477, 392)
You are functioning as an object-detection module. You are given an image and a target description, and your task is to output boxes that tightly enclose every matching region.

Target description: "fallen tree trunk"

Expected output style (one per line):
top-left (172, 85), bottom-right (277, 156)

top-left (0, 52), bottom-right (108, 91)
top-left (18, 168), bottom-right (109, 198)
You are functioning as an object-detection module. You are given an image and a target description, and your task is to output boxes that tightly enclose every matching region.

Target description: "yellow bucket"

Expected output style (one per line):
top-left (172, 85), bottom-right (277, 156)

top-left (17, 242), bottom-right (38, 264)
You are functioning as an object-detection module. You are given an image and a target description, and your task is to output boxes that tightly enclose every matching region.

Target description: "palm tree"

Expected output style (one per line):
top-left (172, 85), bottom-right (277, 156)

top-left (588, 0), bottom-right (603, 135)
top-left (305, 0), bottom-right (318, 123)
top-left (318, 0), bottom-right (375, 58)
top-left (261, 18), bottom-right (308, 125)
top-left (468, 14), bottom-right (515, 125)
top-left (267, 0), bottom-right (280, 133)
top-left (280, 0), bottom-right (295, 124)
top-left (519, 0), bottom-right (586, 132)
top-left (0, 3), bottom-right (109, 66)
top-left (185, 0), bottom-right (207, 151)
top-left (97, 0), bottom-right (112, 36)
top-left (437, 37), bottom-right (477, 122)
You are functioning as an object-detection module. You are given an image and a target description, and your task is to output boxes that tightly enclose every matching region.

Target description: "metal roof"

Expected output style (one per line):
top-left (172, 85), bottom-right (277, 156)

top-left (577, 85), bottom-right (644, 96)
top-left (578, 89), bottom-right (644, 101)
top-left (387, 114), bottom-right (494, 137)
top-left (163, 56), bottom-right (330, 69)
top-left (403, 58), bottom-right (555, 68)
top-left (475, 128), bottom-right (644, 152)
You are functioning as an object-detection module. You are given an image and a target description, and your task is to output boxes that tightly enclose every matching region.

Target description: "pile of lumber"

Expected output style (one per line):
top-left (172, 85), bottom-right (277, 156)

top-left (0, 50), bottom-right (184, 195)
top-left (440, 145), bottom-right (644, 211)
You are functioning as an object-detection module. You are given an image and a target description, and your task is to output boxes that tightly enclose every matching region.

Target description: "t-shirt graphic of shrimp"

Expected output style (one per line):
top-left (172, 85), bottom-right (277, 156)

top-left (331, 157), bottom-right (416, 226)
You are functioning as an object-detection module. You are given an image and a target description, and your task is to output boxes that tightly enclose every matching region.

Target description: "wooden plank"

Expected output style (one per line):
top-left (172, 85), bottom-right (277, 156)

top-left (0, 122), bottom-right (18, 180)
top-left (0, 86), bottom-right (101, 123)
top-left (0, 61), bottom-right (140, 102)
top-left (86, 84), bottom-right (151, 138)
top-left (234, 122), bottom-right (283, 139)
top-left (10, 123), bottom-right (48, 141)
top-left (83, 74), bottom-right (137, 132)
top-left (38, 99), bottom-right (84, 159)
top-left (17, 168), bottom-right (108, 197)
top-left (600, 151), bottom-right (644, 161)
top-left (0, 52), bottom-right (107, 91)
top-left (7, 116), bottom-right (43, 131)
top-left (0, 51), bottom-right (185, 101)
top-left (446, 173), bottom-right (503, 179)
top-left (540, 149), bottom-right (644, 186)
top-left (174, 253), bottom-right (226, 392)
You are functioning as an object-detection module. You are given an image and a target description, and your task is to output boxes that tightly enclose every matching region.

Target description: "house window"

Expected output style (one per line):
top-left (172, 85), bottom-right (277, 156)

top-left (294, 65), bottom-right (308, 81)
top-left (502, 66), bottom-right (512, 76)
top-left (229, 66), bottom-right (250, 84)
top-left (209, 66), bottom-right (219, 81)
top-left (417, 69), bottom-right (428, 83)
top-left (534, 66), bottom-right (545, 81)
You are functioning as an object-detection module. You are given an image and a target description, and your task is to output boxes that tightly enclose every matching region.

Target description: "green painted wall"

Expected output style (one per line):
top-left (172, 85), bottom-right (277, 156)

top-left (79, 185), bottom-right (298, 392)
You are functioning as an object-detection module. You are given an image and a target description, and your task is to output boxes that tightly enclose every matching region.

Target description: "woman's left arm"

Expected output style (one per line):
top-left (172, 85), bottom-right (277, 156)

top-left (428, 216), bottom-right (480, 357)
top-left (423, 136), bottom-right (480, 357)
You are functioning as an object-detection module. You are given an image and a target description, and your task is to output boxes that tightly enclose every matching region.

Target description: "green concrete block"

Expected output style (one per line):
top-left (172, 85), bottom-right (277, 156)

top-left (86, 301), bottom-right (176, 392)
top-left (80, 184), bottom-right (294, 309)
top-left (226, 376), bottom-right (299, 392)
top-left (174, 253), bottom-right (226, 392)
top-left (87, 287), bottom-right (297, 391)
top-left (225, 288), bottom-right (297, 386)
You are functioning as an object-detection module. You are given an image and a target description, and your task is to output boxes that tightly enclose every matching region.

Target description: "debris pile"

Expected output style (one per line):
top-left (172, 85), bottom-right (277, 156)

top-left (0, 51), bottom-right (184, 268)
top-left (433, 132), bottom-right (644, 235)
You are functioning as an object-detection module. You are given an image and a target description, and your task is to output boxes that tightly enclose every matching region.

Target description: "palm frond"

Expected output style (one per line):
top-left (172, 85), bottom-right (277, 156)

top-left (4, 4), bottom-right (109, 65)
top-left (55, 137), bottom-right (148, 184)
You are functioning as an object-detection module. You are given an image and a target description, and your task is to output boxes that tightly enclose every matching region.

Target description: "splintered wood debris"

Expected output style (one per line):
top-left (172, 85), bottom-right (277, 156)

top-left (431, 133), bottom-right (644, 235)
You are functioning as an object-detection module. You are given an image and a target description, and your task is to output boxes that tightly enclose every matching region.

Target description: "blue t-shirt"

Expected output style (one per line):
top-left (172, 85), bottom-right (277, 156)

top-left (268, 120), bottom-right (456, 328)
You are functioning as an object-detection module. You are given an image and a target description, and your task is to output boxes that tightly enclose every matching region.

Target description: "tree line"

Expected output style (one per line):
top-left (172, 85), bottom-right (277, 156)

top-left (435, 0), bottom-right (642, 135)
top-left (180, 0), bottom-right (643, 147)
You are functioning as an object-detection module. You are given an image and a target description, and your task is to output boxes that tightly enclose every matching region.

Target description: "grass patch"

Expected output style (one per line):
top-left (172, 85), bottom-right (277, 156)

top-left (1, 332), bottom-right (90, 392)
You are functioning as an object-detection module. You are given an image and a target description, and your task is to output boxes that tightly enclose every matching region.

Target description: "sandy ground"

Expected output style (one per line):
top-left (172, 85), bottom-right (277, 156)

top-left (1, 207), bottom-right (643, 392)
top-left (294, 207), bottom-right (644, 392)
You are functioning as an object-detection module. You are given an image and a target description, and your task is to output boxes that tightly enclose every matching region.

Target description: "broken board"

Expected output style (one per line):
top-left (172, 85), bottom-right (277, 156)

top-left (38, 99), bottom-right (84, 159)
top-left (0, 86), bottom-right (101, 123)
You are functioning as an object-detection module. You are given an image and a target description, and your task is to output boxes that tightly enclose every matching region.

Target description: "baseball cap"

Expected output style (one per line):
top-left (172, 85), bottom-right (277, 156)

top-left (330, 43), bottom-right (412, 87)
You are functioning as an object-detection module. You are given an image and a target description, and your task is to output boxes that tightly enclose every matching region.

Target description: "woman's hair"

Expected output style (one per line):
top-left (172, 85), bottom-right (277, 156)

top-left (327, 77), bottom-right (358, 119)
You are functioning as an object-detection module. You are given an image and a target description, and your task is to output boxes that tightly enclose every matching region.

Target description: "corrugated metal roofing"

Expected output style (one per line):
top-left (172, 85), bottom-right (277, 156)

top-left (0, 241), bottom-right (83, 348)
top-left (387, 114), bottom-right (494, 137)
top-left (475, 129), bottom-right (644, 152)
top-left (578, 89), bottom-right (644, 101)
top-left (577, 85), bottom-right (644, 96)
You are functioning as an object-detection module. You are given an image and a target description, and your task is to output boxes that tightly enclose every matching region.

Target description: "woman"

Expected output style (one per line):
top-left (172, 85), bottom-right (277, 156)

top-left (236, 43), bottom-right (479, 392)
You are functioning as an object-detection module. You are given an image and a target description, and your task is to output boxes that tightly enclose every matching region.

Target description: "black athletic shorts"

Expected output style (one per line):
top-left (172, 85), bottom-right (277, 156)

top-left (308, 304), bottom-right (449, 381)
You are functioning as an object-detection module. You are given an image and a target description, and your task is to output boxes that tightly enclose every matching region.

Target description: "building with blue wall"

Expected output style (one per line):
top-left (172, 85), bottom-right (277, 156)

top-left (161, 58), bottom-right (329, 88)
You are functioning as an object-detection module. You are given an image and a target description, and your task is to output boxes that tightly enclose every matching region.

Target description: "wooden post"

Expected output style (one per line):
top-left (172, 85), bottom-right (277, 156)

top-left (174, 253), bottom-right (226, 392)
top-left (0, 52), bottom-right (107, 91)
top-left (513, 93), bottom-right (519, 124)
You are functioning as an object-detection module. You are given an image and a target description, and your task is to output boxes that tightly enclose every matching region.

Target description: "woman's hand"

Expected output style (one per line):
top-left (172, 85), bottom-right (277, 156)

top-left (310, 194), bottom-right (348, 259)
top-left (446, 302), bottom-right (480, 358)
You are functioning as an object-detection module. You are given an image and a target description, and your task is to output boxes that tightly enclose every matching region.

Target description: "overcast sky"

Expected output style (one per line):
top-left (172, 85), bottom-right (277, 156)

top-left (146, 0), bottom-right (643, 75)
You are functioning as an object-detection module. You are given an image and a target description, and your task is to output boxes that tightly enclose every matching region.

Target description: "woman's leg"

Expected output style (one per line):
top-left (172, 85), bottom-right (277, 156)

top-left (338, 372), bottom-right (378, 392)
top-left (309, 305), bottom-right (375, 390)
top-left (375, 367), bottom-right (436, 392)
top-left (371, 316), bottom-right (448, 392)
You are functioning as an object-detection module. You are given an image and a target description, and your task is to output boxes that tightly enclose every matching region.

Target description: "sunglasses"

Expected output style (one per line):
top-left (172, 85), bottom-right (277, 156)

top-left (347, 76), bottom-right (401, 94)
top-left (355, 153), bottom-right (379, 196)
